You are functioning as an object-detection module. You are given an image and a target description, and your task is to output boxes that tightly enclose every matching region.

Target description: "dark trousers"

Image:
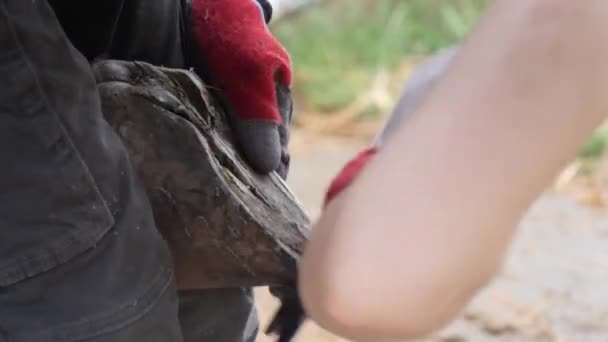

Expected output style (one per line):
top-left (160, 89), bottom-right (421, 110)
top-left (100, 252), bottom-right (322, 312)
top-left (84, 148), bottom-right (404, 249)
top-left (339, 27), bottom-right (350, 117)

top-left (0, 1), bottom-right (257, 341)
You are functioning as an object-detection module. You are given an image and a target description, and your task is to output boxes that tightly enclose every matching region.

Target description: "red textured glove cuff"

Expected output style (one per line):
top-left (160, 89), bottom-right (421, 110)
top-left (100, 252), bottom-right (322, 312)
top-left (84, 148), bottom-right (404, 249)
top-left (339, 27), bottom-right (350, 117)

top-left (323, 146), bottom-right (378, 207)
top-left (191, 0), bottom-right (293, 124)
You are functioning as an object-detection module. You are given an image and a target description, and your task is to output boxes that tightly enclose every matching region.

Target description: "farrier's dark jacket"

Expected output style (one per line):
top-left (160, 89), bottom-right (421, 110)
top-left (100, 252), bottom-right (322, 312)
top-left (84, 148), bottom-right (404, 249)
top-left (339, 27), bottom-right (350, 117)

top-left (48, 0), bottom-right (273, 71)
top-left (45, 2), bottom-right (303, 339)
top-left (48, 0), bottom-right (192, 69)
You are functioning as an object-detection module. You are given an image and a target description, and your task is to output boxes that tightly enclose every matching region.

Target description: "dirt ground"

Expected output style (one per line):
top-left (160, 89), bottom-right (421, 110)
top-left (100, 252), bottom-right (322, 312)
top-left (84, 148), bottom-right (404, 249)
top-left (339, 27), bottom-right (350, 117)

top-left (254, 128), bottom-right (608, 342)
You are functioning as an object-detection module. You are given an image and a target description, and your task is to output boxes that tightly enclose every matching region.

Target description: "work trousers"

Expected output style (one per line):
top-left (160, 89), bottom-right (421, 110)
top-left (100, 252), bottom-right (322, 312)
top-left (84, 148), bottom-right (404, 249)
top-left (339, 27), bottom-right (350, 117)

top-left (0, 1), bottom-right (257, 341)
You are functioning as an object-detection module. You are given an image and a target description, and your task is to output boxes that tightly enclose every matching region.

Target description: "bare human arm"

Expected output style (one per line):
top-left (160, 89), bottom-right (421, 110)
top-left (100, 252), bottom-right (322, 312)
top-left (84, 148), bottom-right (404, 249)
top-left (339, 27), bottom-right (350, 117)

top-left (298, 0), bottom-right (608, 340)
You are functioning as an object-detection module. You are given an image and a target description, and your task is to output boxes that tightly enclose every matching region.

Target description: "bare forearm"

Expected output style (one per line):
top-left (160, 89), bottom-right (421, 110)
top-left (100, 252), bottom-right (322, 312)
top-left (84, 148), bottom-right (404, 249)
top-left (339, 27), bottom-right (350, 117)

top-left (300, 0), bottom-right (608, 340)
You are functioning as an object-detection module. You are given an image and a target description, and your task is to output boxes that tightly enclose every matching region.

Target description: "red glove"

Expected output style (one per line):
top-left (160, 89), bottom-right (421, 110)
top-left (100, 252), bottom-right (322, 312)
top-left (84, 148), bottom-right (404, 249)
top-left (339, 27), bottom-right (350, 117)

top-left (323, 146), bottom-right (379, 207)
top-left (191, 0), bottom-right (293, 176)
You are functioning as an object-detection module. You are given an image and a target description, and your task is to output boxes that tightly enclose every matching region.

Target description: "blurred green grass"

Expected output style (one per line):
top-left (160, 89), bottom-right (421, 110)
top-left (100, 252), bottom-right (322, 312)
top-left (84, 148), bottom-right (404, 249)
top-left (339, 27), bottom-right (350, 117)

top-left (271, 0), bottom-right (608, 168)
top-left (271, 0), bottom-right (487, 112)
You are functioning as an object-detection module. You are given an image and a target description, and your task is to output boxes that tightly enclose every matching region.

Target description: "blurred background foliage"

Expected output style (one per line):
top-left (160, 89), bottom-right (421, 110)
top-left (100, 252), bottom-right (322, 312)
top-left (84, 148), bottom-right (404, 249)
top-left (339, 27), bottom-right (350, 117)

top-left (269, 0), bottom-right (608, 176)
top-left (270, 0), bottom-right (487, 113)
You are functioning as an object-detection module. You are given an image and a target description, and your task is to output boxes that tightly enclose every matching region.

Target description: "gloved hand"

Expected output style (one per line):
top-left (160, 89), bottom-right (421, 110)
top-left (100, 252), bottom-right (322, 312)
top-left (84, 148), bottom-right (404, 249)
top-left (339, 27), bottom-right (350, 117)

top-left (47, 0), bottom-right (293, 177)
top-left (189, 0), bottom-right (294, 178)
top-left (323, 146), bottom-right (379, 206)
top-left (265, 285), bottom-right (306, 342)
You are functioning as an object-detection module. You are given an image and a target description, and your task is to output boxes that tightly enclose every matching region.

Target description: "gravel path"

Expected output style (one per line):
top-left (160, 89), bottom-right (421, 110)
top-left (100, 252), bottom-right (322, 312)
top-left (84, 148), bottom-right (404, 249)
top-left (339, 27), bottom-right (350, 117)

top-left (255, 129), bottom-right (608, 341)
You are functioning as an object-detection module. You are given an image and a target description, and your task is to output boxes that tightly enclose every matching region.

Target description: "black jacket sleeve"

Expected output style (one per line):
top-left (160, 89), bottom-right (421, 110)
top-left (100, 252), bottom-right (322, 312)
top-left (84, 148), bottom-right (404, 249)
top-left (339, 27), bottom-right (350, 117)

top-left (48, 0), bottom-right (186, 68)
top-left (108, 0), bottom-right (186, 68)
top-left (48, 0), bottom-right (274, 71)
top-left (47, 0), bottom-right (126, 61)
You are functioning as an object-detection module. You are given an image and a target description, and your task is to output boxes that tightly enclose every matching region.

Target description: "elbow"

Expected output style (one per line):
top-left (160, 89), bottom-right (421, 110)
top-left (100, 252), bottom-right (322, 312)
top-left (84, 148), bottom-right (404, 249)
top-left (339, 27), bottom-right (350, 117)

top-left (298, 248), bottom-right (503, 341)
top-left (300, 260), bottom-right (502, 342)
top-left (297, 198), bottom-right (507, 340)
top-left (298, 275), bottom-right (461, 341)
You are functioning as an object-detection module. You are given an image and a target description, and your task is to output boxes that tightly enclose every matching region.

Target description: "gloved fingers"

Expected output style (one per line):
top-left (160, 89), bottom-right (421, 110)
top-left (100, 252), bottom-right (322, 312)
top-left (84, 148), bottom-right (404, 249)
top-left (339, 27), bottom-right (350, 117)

top-left (232, 79), bottom-right (293, 178)
top-left (233, 119), bottom-right (283, 175)
top-left (92, 59), bottom-right (135, 84)
top-left (190, 0), bottom-right (293, 176)
top-left (276, 80), bottom-right (294, 179)
top-left (275, 148), bottom-right (290, 180)
top-left (221, 66), bottom-right (292, 176)
top-left (266, 285), bottom-right (306, 340)
top-left (276, 80), bottom-right (293, 147)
